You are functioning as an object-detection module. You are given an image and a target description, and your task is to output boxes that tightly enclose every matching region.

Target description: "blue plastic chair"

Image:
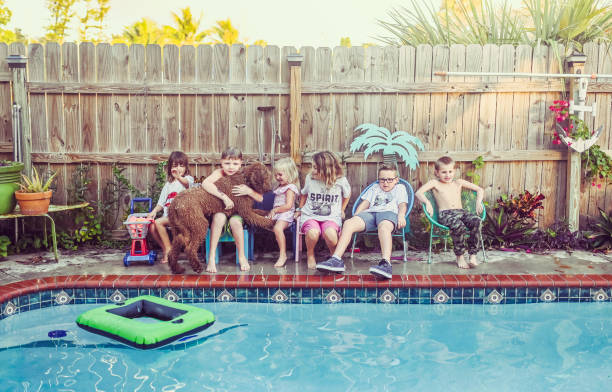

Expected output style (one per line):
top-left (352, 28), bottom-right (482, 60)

top-left (204, 225), bottom-right (250, 265)
top-left (349, 179), bottom-right (414, 262)
top-left (247, 191), bottom-right (296, 261)
top-left (422, 189), bottom-right (487, 264)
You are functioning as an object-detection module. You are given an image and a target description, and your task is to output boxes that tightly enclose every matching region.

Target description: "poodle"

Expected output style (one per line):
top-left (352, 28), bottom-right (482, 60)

top-left (167, 162), bottom-right (275, 274)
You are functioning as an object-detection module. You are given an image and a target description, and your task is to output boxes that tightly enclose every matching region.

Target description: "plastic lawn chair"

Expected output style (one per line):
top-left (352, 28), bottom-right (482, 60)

top-left (247, 191), bottom-right (296, 261)
top-left (422, 190), bottom-right (487, 264)
top-left (348, 179), bottom-right (414, 262)
top-left (204, 227), bottom-right (250, 265)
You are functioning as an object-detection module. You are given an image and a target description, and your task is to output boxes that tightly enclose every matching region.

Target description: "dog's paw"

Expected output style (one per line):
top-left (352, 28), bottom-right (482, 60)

top-left (191, 263), bottom-right (203, 274)
top-left (171, 265), bottom-right (186, 274)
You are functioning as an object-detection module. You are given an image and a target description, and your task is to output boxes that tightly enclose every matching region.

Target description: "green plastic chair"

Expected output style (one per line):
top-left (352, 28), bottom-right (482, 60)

top-left (422, 190), bottom-right (487, 264)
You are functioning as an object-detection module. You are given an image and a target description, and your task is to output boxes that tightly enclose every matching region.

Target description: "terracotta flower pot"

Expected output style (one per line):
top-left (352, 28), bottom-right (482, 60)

top-left (15, 190), bottom-right (52, 215)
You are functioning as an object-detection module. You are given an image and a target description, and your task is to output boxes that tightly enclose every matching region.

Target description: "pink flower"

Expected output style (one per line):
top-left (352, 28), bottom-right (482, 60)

top-left (569, 124), bottom-right (574, 129)
top-left (598, 183), bottom-right (602, 189)
top-left (556, 116), bottom-right (563, 122)
top-left (592, 182), bottom-right (596, 186)
top-left (567, 142), bottom-right (572, 146)
top-left (553, 100), bottom-right (560, 104)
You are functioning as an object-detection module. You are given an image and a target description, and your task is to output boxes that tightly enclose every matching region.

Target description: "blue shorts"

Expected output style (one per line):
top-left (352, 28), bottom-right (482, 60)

top-left (355, 211), bottom-right (398, 232)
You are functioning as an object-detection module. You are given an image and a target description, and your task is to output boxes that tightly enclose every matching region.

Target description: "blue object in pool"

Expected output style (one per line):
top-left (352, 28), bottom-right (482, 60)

top-left (47, 330), bottom-right (67, 338)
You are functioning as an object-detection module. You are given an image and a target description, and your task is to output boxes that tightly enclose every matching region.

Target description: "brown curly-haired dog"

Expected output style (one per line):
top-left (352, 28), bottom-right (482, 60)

top-left (167, 162), bottom-right (275, 274)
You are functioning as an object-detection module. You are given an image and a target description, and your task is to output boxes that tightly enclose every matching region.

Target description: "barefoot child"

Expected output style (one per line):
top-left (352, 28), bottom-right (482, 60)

top-left (201, 147), bottom-right (263, 272)
top-left (296, 151), bottom-right (351, 269)
top-left (317, 165), bottom-right (408, 278)
top-left (267, 158), bottom-right (300, 268)
top-left (415, 156), bottom-right (484, 269)
top-left (147, 151), bottom-right (194, 264)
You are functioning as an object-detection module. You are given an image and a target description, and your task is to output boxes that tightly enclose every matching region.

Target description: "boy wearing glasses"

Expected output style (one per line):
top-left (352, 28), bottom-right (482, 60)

top-left (317, 165), bottom-right (408, 279)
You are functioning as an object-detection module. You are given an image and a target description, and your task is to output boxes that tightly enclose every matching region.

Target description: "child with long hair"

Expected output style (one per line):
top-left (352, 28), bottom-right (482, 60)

top-left (267, 157), bottom-right (300, 268)
top-left (296, 151), bottom-right (351, 269)
top-left (147, 151), bottom-right (194, 264)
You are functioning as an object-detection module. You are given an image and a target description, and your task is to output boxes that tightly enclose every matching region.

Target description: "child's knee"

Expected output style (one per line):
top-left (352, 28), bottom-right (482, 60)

top-left (305, 229), bottom-right (320, 240)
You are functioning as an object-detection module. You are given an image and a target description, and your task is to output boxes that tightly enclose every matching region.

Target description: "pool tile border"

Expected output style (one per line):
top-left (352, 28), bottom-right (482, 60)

top-left (1, 274), bottom-right (612, 319)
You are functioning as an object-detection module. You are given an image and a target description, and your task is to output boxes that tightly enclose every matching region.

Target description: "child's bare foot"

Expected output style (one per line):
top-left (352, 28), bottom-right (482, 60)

top-left (206, 262), bottom-right (217, 273)
top-left (456, 255), bottom-right (469, 269)
top-left (468, 254), bottom-right (480, 267)
top-left (274, 254), bottom-right (288, 268)
top-left (307, 255), bottom-right (317, 269)
top-left (160, 251), bottom-right (170, 264)
top-left (238, 256), bottom-right (251, 271)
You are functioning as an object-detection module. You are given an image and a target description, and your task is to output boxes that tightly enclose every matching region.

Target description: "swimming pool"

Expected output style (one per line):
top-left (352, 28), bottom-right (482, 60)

top-left (1, 302), bottom-right (611, 391)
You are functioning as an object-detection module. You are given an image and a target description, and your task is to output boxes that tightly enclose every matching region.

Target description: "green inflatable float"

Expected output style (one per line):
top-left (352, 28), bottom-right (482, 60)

top-left (76, 295), bottom-right (215, 349)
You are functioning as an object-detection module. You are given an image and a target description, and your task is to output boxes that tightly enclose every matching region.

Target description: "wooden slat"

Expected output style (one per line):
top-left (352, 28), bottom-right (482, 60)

top-left (146, 45), bottom-right (163, 152)
top-left (300, 46), bottom-right (316, 154)
top-left (129, 44), bottom-right (150, 198)
top-left (0, 43), bottom-right (10, 161)
top-left (163, 44), bottom-right (180, 151)
top-left (332, 46), bottom-right (349, 152)
top-left (196, 44), bottom-right (214, 154)
top-left (430, 45), bottom-right (449, 151)
top-left (26, 80), bottom-right (585, 94)
top-left (48, 42), bottom-right (67, 204)
top-left (79, 42), bottom-right (99, 202)
top-left (180, 45), bottom-right (196, 152)
top-left (280, 46), bottom-right (294, 154)
top-left (247, 44), bottom-right (264, 156)
top-left (313, 47), bottom-right (331, 151)
top-left (264, 45), bottom-right (281, 157)
top-left (213, 44), bottom-right (229, 152)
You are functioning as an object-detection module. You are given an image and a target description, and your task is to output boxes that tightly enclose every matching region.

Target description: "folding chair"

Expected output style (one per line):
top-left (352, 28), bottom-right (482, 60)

top-left (422, 189), bottom-right (487, 264)
top-left (247, 191), bottom-right (296, 261)
top-left (348, 179), bottom-right (414, 261)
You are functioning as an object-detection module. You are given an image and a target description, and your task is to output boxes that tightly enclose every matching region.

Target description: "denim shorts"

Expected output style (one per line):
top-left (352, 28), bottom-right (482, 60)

top-left (356, 211), bottom-right (398, 232)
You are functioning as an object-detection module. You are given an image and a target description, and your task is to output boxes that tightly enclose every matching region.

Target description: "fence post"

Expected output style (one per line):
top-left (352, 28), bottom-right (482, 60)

top-left (287, 53), bottom-right (303, 164)
top-left (565, 53), bottom-right (587, 230)
top-left (7, 54), bottom-right (31, 176)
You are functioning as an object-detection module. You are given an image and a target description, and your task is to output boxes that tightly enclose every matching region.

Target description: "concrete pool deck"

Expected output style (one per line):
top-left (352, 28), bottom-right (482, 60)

top-left (0, 247), bottom-right (610, 287)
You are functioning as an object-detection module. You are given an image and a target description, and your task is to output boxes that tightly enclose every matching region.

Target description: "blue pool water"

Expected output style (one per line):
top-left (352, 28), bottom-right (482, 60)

top-left (0, 302), bottom-right (611, 391)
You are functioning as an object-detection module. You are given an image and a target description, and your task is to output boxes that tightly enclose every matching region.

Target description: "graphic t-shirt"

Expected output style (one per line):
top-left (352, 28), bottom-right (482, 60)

top-left (300, 174), bottom-right (351, 227)
top-left (157, 175), bottom-right (194, 216)
top-left (361, 182), bottom-right (408, 215)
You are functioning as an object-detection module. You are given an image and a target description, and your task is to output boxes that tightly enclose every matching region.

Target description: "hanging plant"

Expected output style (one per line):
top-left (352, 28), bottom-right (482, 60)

top-left (349, 123), bottom-right (424, 170)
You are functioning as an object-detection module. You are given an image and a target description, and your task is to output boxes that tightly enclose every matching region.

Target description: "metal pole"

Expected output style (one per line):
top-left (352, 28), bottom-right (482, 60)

top-left (434, 71), bottom-right (612, 79)
top-left (7, 54), bottom-right (31, 176)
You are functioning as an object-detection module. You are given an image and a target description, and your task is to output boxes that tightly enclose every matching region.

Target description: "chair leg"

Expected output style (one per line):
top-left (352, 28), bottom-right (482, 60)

top-left (479, 226), bottom-right (487, 262)
top-left (294, 228), bottom-right (300, 262)
top-left (428, 229), bottom-right (433, 264)
top-left (402, 234), bottom-right (407, 262)
top-left (350, 234), bottom-right (356, 259)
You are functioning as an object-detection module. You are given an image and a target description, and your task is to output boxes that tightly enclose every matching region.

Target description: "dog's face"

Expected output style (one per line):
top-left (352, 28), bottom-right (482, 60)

top-left (243, 162), bottom-right (272, 194)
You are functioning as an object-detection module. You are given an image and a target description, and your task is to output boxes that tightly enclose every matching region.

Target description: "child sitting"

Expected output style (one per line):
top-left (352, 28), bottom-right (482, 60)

top-left (316, 165), bottom-right (408, 279)
top-left (296, 151), bottom-right (351, 269)
top-left (147, 151), bottom-right (194, 264)
top-left (415, 155), bottom-right (484, 269)
top-left (267, 158), bottom-right (300, 268)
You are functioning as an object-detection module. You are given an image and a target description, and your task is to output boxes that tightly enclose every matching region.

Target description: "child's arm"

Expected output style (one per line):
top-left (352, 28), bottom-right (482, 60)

top-left (341, 196), bottom-right (350, 219)
top-left (396, 202), bottom-right (407, 229)
top-left (268, 189), bottom-right (297, 218)
top-left (415, 180), bottom-right (436, 216)
top-left (457, 179), bottom-right (485, 214)
top-left (202, 169), bottom-right (234, 209)
top-left (147, 183), bottom-right (169, 219)
top-left (232, 185), bottom-right (264, 203)
top-left (146, 204), bottom-right (163, 220)
top-left (295, 194), bottom-right (307, 218)
top-left (353, 199), bottom-right (370, 215)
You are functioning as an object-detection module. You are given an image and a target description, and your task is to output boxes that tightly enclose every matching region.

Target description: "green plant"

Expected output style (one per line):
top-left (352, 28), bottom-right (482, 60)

top-left (524, 220), bottom-right (588, 252)
top-left (466, 155), bottom-right (484, 186)
top-left (17, 166), bottom-right (58, 193)
top-left (483, 208), bottom-right (537, 248)
top-left (584, 208), bottom-right (612, 251)
top-left (549, 100), bottom-right (593, 144)
top-left (582, 144), bottom-right (612, 188)
top-left (0, 235), bottom-right (10, 257)
top-left (495, 191), bottom-right (545, 223)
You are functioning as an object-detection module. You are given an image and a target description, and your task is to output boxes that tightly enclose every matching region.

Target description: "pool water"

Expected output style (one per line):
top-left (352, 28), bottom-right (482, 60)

top-left (0, 302), bottom-right (611, 391)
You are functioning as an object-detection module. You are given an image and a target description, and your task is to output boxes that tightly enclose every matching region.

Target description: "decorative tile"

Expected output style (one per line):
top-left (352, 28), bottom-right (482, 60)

top-left (433, 289), bottom-right (449, 304)
top-left (592, 288), bottom-right (609, 302)
top-left (539, 288), bottom-right (556, 302)
top-left (3, 301), bottom-right (16, 316)
top-left (216, 289), bottom-right (234, 302)
top-left (271, 289), bottom-right (289, 303)
top-left (486, 289), bottom-right (504, 304)
top-left (54, 290), bottom-right (73, 305)
top-left (164, 289), bottom-right (179, 302)
top-left (324, 289), bottom-right (342, 303)
top-left (108, 290), bottom-right (127, 304)
top-left (379, 289), bottom-right (396, 304)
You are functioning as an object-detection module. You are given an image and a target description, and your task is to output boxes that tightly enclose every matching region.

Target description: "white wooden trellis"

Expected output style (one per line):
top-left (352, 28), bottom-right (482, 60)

top-left (435, 64), bottom-right (612, 229)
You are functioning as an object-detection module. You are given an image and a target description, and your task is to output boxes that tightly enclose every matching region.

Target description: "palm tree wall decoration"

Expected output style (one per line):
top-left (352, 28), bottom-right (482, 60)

top-left (349, 123), bottom-right (424, 170)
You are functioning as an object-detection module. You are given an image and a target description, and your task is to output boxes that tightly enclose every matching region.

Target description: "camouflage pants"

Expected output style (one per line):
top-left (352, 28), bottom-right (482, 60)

top-left (438, 209), bottom-right (481, 256)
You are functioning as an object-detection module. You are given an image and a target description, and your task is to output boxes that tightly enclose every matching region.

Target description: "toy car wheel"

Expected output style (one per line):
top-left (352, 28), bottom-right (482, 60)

top-left (123, 255), bottom-right (129, 267)
top-left (148, 254), bottom-right (155, 265)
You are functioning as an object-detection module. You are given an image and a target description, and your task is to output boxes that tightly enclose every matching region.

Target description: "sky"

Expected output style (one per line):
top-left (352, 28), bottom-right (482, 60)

top-left (3, 0), bottom-right (413, 47)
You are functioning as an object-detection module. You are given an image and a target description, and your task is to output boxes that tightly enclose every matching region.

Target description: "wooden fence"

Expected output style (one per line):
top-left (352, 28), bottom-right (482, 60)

top-left (1, 41), bottom-right (611, 230)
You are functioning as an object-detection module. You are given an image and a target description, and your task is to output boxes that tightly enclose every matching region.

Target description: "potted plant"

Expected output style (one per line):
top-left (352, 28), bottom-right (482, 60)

top-left (0, 160), bottom-right (24, 214)
top-left (15, 166), bottom-right (58, 215)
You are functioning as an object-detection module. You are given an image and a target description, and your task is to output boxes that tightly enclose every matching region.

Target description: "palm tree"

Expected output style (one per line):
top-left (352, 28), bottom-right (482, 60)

top-left (116, 18), bottom-right (164, 45)
top-left (163, 7), bottom-right (208, 45)
top-left (350, 124), bottom-right (424, 170)
top-left (207, 18), bottom-right (241, 45)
